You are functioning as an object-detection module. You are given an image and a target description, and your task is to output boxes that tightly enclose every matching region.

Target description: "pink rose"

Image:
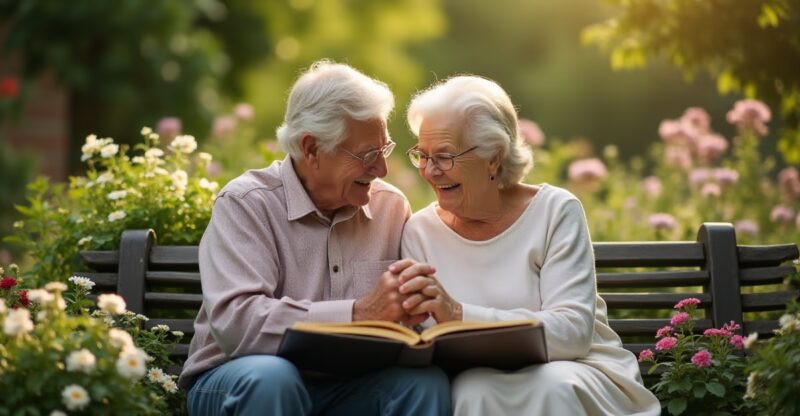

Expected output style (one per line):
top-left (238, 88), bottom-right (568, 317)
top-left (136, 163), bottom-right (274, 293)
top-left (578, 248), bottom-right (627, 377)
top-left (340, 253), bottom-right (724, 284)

top-left (691, 350), bottom-right (713, 368)
top-left (730, 335), bottom-right (745, 349)
top-left (674, 298), bottom-right (701, 310)
top-left (656, 336), bottom-right (678, 351)
top-left (638, 349), bottom-right (654, 362)
top-left (656, 325), bottom-right (674, 338)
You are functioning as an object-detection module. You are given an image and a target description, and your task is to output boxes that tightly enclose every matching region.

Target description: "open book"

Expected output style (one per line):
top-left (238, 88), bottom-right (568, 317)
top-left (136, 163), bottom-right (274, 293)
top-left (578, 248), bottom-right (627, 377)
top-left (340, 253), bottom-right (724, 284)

top-left (276, 319), bottom-right (548, 376)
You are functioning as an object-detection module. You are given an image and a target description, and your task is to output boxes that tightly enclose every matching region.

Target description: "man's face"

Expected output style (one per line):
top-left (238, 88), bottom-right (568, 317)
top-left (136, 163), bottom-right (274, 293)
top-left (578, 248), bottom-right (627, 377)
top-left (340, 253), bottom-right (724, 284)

top-left (311, 117), bottom-right (390, 214)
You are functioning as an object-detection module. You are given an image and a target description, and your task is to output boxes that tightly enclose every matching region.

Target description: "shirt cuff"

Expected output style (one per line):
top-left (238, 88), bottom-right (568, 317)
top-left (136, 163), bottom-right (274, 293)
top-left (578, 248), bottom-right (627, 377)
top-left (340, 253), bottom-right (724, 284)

top-left (462, 303), bottom-right (498, 322)
top-left (308, 299), bottom-right (355, 322)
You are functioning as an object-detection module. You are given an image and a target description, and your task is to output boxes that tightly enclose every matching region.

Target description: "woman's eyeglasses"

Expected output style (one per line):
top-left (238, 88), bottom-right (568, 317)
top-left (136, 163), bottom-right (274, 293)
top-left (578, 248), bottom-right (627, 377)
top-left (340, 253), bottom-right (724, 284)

top-left (406, 146), bottom-right (478, 171)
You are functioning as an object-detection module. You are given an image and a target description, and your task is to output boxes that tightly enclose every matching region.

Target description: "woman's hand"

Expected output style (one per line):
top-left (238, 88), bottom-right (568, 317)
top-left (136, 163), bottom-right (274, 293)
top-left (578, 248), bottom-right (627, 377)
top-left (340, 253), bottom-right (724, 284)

top-left (398, 273), bottom-right (463, 323)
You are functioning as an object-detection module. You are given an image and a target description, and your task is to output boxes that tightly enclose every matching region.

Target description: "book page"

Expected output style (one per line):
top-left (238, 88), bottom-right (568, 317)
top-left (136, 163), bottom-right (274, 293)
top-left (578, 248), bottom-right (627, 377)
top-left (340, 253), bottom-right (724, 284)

top-left (419, 319), bottom-right (540, 342)
top-left (293, 321), bottom-right (421, 346)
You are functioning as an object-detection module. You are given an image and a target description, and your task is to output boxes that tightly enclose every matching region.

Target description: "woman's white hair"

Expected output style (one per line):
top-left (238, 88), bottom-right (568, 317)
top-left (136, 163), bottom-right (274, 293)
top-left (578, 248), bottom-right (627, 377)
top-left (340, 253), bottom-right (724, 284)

top-left (407, 76), bottom-right (533, 188)
top-left (276, 60), bottom-right (394, 159)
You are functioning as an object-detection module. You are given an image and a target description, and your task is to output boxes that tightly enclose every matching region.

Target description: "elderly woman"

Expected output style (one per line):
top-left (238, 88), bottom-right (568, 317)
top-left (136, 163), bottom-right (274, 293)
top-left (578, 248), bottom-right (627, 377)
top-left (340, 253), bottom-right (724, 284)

top-left (399, 76), bottom-right (660, 415)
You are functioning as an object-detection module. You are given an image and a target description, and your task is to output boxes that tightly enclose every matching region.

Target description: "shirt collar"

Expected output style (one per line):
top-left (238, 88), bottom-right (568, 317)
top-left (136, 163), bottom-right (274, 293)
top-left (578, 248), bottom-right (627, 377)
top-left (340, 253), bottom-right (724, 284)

top-left (279, 155), bottom-right (373, 222)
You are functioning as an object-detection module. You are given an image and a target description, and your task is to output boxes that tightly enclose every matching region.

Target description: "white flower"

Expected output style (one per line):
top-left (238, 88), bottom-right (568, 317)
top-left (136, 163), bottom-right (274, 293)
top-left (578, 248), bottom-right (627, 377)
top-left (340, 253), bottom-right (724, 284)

top-left (69, 275), bottom-right (96, 290)
top-left (66, 349), bottom-right (97, 373)
top-left (199, 178), bottom-right (219, 192)
top-left (81, 134), bottom-right (101, 161)
top-left (744, 371), bottom-right (758, 400)
top-left (162, 378), bottom-right (178, 393)
top-left (97, 294), bottom-right (126, 315)
top-left (147, 367), bottom-right (168, 383)
top-left (141, 126), bottom-right (153, 136)
top-left (100, 143), bottom-right (119, 158)
top-left (132, 156), bottom-right (146, 164)
top-left (50, 411), bottom-right (67, 416)
top-left (116, 347), bottom-right (148, 380)
top-left (168, 134), bottom-right (197, 154)
top-left (744, 332), bottom-right (759, 349)
top-left (151, 324), bottom-right (170, 332)
top-left (171, 170), bottom-right (188, 192)
top-left (198, 152), bottom-right (212, 162)
top-left (108, 328), bottom-right (135, 350)
top-left (108, 210), bottom-right (127, 222)
top-left (0, 266), bottom-right (3, 275)
top-left (172, 330), bottom-right (185, 338)
top-left (96, 172), bottom-right (114, 184)
top-left (4, 308), bottom-right (33, 336)
top-left (154, 167), bottom-right (169, 176)
top-left (779, 313), bottom-right (799, 332)
top-left (145, 148), bottom-right (164, 159)
top-left (77, 236), bottom-right (93, 246)
top-left (12, 220), bottom-right (23, 228)
top-left (28, 289), bottom-right (55, 305)
top-left (107, 190), bottom-right (128, 200)
top-left (61, 384), bottom-right (90, 411)
top-left (45, 282), bottom-right (68, 292)
top-left (0, 299), bottom-right (6, 315)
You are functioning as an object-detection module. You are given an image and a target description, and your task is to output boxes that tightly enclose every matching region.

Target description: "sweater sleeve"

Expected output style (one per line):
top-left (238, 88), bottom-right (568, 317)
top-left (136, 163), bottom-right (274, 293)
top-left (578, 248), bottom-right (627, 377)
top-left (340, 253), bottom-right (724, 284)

top-left (461, 199), bottom-right (596, 360)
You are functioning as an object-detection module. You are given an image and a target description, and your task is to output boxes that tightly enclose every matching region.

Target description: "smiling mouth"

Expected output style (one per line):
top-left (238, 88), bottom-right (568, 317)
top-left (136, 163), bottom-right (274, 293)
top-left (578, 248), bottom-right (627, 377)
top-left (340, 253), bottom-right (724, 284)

top-left (435, 183), bottom-right (460, 190)
top-left (355, 179), bottom-right (372, 186)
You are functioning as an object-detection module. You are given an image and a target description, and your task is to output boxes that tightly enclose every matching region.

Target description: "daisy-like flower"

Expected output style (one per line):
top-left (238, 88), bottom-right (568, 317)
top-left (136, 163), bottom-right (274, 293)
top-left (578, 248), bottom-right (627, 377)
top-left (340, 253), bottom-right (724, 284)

top-left (144, 148), bottom-right (165, 159)
top-left (147, 367), bottom-right (169, 383)
top-left (151, 324), bottom-right (170, 332)
top-left (81, 135), bottom-right (102, 161)
top-left (66, 349), bottom-right (97, 373)
top-left (61, 384), bottom-right (90, 411)
top-left (162, 378), bottom-right (179, 393)
top-left (107, 210), bottom-right (127, 222)
top-left (198, 152), bottom-right (213, 163)
top-left (107, 190), bottom-right (128, 201)
top-left (69, 275), bottom-right (96, 290)
top-left (172, 330), bottom-right (185, 338)
top-left (98, 294), bottom-right (126, 315)
top-left (116, 347), bottom-right (148, 380)
top-left (168, 134), bottom-right (198, 154)
top-left (108, 328), bottom-right (135, 350)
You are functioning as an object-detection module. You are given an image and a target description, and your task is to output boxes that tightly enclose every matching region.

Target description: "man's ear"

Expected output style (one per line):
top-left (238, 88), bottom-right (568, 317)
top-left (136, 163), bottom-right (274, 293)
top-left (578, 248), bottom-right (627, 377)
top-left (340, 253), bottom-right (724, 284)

top-left (300, 134), bottom-right (320, 168)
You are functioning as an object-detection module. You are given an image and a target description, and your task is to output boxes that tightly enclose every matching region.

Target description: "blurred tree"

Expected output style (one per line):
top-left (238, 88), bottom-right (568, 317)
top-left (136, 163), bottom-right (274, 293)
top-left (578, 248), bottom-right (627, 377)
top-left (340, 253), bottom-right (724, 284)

top-left (0, 137), bottom-right (34, 261)
top-left (582, 0), bottom-right (800, 162)
top-left (0, 0), bottom-right (235, 172)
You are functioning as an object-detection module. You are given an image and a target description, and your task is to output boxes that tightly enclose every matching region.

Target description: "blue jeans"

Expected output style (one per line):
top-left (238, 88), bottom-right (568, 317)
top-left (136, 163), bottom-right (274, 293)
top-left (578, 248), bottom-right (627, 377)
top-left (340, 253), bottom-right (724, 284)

top-left (187, 355), bottom-right (451, 415)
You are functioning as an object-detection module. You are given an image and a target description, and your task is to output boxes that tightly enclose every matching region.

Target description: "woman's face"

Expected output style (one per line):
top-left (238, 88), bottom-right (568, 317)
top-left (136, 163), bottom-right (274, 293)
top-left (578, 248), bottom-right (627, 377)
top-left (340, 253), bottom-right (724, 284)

top-left (416, 117), bottom-right (495, 217)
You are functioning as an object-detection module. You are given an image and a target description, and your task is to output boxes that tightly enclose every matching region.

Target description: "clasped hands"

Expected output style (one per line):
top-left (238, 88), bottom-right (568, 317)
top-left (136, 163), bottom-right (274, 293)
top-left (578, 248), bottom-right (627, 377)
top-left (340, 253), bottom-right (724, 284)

top-left (353, 259), bottom-right (462, 325)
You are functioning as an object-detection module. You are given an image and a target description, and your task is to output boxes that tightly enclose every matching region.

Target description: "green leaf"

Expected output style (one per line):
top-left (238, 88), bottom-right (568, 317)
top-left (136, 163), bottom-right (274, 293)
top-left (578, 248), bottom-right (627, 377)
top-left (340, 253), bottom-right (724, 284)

top-left (706, 382), bottom-right (726, 398)
top-left (667, 397), bottom-right (688, 415)
top-left (693, 383), bottom-right (707, 398)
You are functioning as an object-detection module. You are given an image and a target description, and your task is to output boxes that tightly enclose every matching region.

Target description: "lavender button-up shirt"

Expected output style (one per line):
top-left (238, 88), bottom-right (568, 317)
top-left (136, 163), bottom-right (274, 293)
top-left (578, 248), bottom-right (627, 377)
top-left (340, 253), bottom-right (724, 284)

top-left (179, 156), bottom-right (411, 388)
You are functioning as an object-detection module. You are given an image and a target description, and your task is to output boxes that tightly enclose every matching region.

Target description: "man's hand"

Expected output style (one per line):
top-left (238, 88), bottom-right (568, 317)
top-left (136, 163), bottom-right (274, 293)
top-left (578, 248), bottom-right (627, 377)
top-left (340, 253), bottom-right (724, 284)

top-left (352, 259), bottom-right (436, 324)
top-left (398, 274), bottom-right (462, 323)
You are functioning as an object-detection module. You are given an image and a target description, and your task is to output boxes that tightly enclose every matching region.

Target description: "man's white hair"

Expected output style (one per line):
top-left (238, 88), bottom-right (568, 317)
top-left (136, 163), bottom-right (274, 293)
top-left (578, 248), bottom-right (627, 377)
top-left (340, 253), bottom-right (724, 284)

top-left (276, 60), bottom-right (394, 159)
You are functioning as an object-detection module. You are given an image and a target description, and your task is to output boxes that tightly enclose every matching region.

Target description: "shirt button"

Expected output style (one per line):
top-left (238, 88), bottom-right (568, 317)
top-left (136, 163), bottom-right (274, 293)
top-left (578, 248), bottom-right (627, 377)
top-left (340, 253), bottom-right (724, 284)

top-left (333, 265), bottom-right (339, 273)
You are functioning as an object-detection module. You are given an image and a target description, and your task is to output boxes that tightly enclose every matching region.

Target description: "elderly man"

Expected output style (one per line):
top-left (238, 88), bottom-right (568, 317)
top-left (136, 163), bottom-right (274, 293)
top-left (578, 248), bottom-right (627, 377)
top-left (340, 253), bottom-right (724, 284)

top-left (179, 61), bottom-right (450, 415)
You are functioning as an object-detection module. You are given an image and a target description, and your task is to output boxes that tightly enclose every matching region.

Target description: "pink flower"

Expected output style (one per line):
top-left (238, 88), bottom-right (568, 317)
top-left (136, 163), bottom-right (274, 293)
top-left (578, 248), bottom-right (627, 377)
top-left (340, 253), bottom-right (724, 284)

top-left (649, 213), bottom-right (678, 230)
top-left (518, 119), bottom-right (545, 147)
top-left (568, 158), bottom-right (608, 184)
top-left (234, 103), bottom-right (255, 121)
top-left (714, 168), bottom-right (740, 187)
top-left (665, 146), bottom-right (692, 170)
top-left (722, 320), bottom-right (741, 334)
top-left (656, 325), bottom-right (674, 338)
top-left (643, 176), bottom-right (662, 197)
top-left (735, 219), bottom-right (759, 236)
top-left (778, 167), bottom-right (800, 199)
top-left (701, 183), bottom-right (721, 198)
top-left (638, 349), bottom-right (654, 362)
top-left (695, 133), bottom-right (728, 163)
top-left (681, 107), bottom-right (711, 135)
top-left (156, 117), bottom-right (182, 140)
top-left (674, 298), bottom-right (701, 310)
top-left (670, 312), bottom-right (691, 326)
top-left (212, 116), bottom-right (237, 138)
top-left (704, 328), bottom-right (729, 337)
top-left (726, 99), bottom-right (771, 137)
top-left (730, 335), bottom-right (745, 349)
top-left (797, 213), bottom-right (800, 230)
top-left (655, 336), bottom-right (678, 351)
top-left (771, 205), bottom-right (795, 223)
top-left (691, 350), bottom-right (713, 368)
top-left (689, 168), bottom-right (711, 186)
top-left (659, 119), bottom-right (691, 145)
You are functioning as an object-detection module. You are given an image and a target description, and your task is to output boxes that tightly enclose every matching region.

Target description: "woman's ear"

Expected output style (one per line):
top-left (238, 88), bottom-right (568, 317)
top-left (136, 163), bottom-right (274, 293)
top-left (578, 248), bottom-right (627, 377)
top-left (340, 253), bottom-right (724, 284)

top-left (489, 146), bottom-right (503, 175)
top-left (300, 134), bottom-right (319, 168)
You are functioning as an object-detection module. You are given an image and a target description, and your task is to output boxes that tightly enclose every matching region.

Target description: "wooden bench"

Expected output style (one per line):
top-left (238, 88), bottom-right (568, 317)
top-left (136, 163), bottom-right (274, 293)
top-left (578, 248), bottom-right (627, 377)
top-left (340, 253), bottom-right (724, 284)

top-left (79, 222), bottom-right (799, 375)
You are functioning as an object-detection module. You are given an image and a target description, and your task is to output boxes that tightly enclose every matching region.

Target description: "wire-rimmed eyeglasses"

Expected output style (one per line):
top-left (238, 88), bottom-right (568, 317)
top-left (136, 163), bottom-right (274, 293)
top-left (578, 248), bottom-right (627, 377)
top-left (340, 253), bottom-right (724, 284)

top-left (339, 140), bottom-right (396, 166)
top-left (406, 145), bottom-right (478, 171)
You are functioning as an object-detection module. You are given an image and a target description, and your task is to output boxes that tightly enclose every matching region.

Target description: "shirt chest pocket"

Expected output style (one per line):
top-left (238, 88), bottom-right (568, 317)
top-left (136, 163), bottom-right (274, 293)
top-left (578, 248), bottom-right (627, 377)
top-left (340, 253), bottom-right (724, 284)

top-left (348, 260), bottom-right (396, 299)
